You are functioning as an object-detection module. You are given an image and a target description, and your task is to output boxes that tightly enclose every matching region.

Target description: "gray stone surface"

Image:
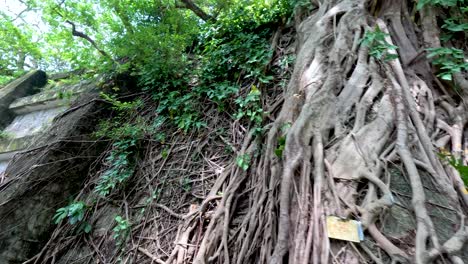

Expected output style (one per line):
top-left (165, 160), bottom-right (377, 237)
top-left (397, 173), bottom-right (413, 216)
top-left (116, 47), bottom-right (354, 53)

top-left (0, 72), bottom-right (111, 263)
top-left (0, 71), bottom-right (47, 130)
top-left (3, 107), bottom-right (66, 138)
top-left (0, 72), bottom-right (93, 169)
top-left (10, 80), bottom-right (94, 115)
top-left (0, 93), bottom-right (108, 264)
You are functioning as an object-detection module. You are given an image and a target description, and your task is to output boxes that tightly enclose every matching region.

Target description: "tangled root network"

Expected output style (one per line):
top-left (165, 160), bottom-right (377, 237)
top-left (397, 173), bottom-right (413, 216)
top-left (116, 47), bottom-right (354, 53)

top-left (33, 0), bottom-right (468, 264)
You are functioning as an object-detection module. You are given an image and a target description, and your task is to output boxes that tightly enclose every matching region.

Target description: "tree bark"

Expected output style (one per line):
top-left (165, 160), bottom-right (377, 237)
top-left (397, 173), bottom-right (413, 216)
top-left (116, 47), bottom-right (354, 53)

top-left (178, 0), bottom-right (214, 22)
top-left (65, 20), bottom-right (114, 61)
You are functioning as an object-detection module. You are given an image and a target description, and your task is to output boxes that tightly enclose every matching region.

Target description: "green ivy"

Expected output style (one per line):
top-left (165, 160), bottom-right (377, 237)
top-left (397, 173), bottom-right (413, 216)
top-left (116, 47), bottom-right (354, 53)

top-left (113, 215), bottom-right (131, 245)
top-left (53, 201), bottom-right (92, 233)
top-left (95, 139), bottom-right (136, 197)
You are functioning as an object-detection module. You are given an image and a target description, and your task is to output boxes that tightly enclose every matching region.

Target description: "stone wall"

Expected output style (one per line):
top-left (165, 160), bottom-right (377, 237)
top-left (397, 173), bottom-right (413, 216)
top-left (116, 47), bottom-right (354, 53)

top-left (0, 72), bottom-right (109, 263)
top-left (0, 71), bottom-right (93, 180)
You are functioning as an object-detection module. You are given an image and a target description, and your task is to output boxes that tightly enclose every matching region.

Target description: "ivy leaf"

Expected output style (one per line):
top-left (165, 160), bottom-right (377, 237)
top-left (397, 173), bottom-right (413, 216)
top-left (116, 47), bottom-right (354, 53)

top-left (440, 73), bottom-right (453, 80)
top-left (83, 222), bottom-right (92, 233)
top-left (236, 154), bottom-right (251, 171)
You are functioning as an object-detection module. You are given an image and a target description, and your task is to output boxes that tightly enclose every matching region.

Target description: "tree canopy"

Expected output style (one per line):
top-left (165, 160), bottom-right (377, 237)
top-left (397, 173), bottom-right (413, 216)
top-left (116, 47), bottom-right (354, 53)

top-left (0, 0), bottom-right (290, 86)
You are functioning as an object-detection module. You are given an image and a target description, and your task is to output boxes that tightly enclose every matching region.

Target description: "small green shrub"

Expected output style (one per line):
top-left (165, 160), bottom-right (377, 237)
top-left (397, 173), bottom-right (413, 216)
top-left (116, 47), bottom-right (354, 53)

top-left (57, 90), bottom-right (74, 100)
top-left (153, 89), bottom-right (205, 132)
top-left (95, 92), bottom-right (148, 140)
top-left (274, 123), bottom-right (291, 158)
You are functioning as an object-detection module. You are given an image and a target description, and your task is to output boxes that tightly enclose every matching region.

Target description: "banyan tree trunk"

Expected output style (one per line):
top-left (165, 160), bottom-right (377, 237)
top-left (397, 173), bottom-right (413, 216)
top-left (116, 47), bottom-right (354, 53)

top-left (167, 0), bottom-right (468, 263)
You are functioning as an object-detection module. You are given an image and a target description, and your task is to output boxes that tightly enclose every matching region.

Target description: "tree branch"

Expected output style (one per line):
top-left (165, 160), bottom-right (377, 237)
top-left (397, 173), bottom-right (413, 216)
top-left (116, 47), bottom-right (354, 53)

top-left (65, 20), bottom-right (114, 61)
top-left (176, 0), bottom-right (215, 22)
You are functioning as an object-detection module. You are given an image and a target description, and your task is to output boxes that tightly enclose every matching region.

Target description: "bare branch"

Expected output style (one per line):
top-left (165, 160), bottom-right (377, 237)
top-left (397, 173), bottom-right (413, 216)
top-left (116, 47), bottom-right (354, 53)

top-left (65, 20), bottom-right (114, 61)
top-left (176, 0), bottom-right (215, 22)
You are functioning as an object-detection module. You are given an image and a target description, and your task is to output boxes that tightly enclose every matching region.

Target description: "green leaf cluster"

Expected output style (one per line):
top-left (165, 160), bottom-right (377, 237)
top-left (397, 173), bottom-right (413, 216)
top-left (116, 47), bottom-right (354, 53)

top-left (438, 152), bottom-right (468, 186)
top-left (236, 153), bottom-right (251, 171)
top-left (95, 139), bottom-right (136, 196)
top-left (417, 0), bottom-right (464, 10)
top-left (113, 215), bottom-right (131, 245)
top-left (427, 47), bottom-right (468, 80)
top-left (0, 12), bottom-right (40, 85)
top-left (421, 0), bottom-right (468, 82)
top-left (53, 201), bottom-right (92, 233)
top-left (361, 26), bottom-right (398, 61)
top-left (235, 85), bottom-right (264, 126)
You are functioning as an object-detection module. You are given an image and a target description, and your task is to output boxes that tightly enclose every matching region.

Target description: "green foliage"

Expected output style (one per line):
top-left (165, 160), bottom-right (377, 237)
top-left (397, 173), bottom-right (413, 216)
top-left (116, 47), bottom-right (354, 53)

top-left (419, 0), bottom-right (468, 82)
top-left (204, 81), bottom-right (240, 109)
top-left (416, 0), bottom-right (463, 10)
top-left (236, 153), bottom-right (251, 171)
top-left (441, 18), bottom-right (468, 32)
top-left (274, 123), bottom-right (291, 158)
top-left (196, 0), bottom-right (283, 102)
top-left (100, 92), bottom-right (144, 112)
top-left (0, 70), bottom-right (27, 87)
top-left (427, 47), bottom-right (468, 81)
top-left (235, 85), bottom-right (264, 126)
top-left (212, 0), bottom-right (289, 36)
top-left (0, 11), bottom-right (42, 83)
top-left (1, 0), bottom-right (288, 135)
top-left (56, 90), bottom-right (74, 101)
top-left (95, 93), bottom-right (148, 140)
top-left (95, 139), bottom-right (136, 196)
top-left (361, 26), bottom-right (398, 61)
top-left (113, 215), bottom-right (131, 245)
top-left (438, 152), bottom-right (468, 186)
top-left (153, 90), bottom-right (206, 132)
top-left (94, 94), bottom-right (150, 197)
top-left (53, 201), bottom-right (92, 233)
top-left (142, 1), bottom-right (286, 133)
top-left (199, 29), bottom-right (273, 85)
top-left (275, 136), bottom-right (286, 158)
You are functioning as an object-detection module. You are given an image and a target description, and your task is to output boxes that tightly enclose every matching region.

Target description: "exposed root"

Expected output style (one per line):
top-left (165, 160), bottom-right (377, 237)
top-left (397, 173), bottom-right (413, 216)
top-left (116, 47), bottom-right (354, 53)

top-left (27, 0), bottom-right (468, 263)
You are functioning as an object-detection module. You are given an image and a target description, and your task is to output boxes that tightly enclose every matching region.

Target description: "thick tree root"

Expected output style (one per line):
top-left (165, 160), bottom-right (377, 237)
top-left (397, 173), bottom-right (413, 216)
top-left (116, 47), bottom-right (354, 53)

top-left (28, 0), bottom-right (468, 263)
top-left (170, 1), bottom-right (468, 263)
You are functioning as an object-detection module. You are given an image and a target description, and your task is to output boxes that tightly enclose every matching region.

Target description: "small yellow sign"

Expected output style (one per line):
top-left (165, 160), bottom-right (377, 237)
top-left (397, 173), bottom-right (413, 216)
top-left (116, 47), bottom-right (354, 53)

top-left (326, 216), bottom-right (363, 243)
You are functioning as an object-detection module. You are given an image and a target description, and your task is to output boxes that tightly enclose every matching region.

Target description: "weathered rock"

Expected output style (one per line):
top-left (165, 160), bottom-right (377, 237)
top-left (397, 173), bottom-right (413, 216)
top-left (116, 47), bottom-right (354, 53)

top-left (0, 93), bottom-right (109, 263)
top-left (0, 71), bottom-right (47, 129)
